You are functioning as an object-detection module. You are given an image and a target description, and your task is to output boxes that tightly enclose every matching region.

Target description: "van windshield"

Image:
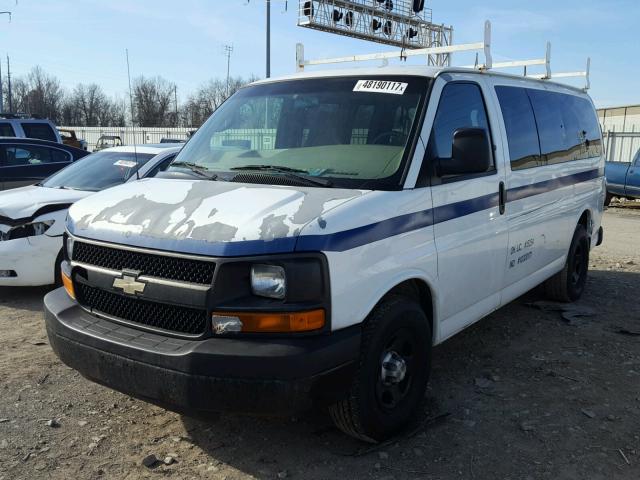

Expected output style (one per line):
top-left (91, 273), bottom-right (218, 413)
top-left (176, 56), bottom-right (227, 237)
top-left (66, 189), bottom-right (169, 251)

top-left (171, 76), bottom-right (429, 189)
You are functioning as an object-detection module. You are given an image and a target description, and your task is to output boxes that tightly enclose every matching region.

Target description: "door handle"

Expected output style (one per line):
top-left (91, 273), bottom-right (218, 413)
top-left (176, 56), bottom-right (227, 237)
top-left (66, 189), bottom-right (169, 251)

top-left (499, 181), bottom-right (506, 215)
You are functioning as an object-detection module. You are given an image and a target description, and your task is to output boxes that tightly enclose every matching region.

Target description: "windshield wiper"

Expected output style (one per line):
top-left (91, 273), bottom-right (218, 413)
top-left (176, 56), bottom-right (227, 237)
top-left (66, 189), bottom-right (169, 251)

top-left (231, 164), bottom-right (308, 173)
top-left (171, 161), bottom-right (218, 180)
top-left (230, 165), bottom-right (332, 187)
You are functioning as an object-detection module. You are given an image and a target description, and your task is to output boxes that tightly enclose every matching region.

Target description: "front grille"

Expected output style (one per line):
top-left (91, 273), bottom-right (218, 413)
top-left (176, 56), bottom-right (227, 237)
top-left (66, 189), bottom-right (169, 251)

top-left (75, 283), bottom-right (208, 335)
top-left (73, 241), bottom-right (215, 284)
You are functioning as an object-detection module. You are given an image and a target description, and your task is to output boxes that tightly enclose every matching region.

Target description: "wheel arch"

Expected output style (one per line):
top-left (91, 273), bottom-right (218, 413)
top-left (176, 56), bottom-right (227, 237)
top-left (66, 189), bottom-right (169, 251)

top-left (365, 274), bottom-right (438, 346)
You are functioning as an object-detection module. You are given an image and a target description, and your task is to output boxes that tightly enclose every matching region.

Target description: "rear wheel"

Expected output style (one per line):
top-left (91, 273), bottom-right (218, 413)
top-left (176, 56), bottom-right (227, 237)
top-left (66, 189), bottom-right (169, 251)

top-left (545, 225), bottom-right (589, 302)
top-left (604, 192), bottom-right (613, 207)
top-left (329, 295), bottom-right (431, 442)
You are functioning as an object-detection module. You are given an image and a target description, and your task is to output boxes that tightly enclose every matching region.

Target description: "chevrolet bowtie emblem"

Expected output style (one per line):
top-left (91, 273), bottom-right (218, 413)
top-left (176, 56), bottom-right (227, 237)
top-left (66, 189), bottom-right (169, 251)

top-left (113, 274), bottom-right (146, 295)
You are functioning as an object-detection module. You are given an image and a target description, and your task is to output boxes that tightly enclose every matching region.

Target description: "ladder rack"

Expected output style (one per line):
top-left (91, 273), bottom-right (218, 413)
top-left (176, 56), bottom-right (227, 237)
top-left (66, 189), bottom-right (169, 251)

top-left (295, 20), bottom-right (592, 91)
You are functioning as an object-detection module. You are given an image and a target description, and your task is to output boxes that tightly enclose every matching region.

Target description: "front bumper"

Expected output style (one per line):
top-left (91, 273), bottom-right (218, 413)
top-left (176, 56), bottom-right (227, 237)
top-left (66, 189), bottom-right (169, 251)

top-left (0, 234), bottom-right (61, 286)
top-left (44, 288), bottom-right (360, 415)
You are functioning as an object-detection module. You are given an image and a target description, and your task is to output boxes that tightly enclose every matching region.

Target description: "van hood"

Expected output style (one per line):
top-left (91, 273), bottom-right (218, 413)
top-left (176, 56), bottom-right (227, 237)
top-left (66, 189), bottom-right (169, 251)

top-left (0, 185), bottom-right (90, 222)
top-left (67, 178), bottom-right (366, 256)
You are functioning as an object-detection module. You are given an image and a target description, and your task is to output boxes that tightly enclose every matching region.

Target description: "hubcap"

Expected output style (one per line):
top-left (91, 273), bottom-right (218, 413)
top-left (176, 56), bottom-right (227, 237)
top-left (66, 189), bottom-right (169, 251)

top-left (381, 351), bottom-right (407, 385)
top-left (375, 328), bottom-right (416, 410)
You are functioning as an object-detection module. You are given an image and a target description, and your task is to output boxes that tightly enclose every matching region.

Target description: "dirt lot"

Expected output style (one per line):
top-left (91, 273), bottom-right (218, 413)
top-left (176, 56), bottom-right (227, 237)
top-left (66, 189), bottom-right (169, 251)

top-left (1, 209), bottom-right (639, 480)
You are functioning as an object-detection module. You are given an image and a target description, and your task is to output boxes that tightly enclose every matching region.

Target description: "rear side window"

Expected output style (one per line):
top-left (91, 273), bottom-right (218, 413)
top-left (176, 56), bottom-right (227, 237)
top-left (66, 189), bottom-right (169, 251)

top-left (497, 87), bottom-right (602, 170)
top-left (0, 122), bottom-right (16, 137)
top-left (429, 82), bottom-right (493, 168)
top-left (4, 145), bottom-right (71, 166)
top-left (495, 86), bottom-right (542, 170)
top-left (527, 90), bottom-right (571, 165)
top-left (20, 122), bottom-right (57, 142)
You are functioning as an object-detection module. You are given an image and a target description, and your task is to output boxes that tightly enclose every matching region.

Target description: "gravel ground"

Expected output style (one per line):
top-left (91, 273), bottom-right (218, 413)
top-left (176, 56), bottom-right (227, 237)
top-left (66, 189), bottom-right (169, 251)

top-left (1, 209), bottom-right (639, 480)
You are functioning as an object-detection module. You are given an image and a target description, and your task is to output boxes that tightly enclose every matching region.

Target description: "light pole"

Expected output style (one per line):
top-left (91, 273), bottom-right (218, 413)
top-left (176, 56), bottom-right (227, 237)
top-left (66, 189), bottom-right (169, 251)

top-left (0, 11), bottom-right (11, 112)
top-left (223, 44), bottom-right (233, 96)
top-left (266, 0), bottom-right (270, 78)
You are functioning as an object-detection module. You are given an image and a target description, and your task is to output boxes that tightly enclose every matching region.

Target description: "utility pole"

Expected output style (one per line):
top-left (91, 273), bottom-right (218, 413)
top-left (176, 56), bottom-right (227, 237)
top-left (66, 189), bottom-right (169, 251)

top-left (6, 55), bottom-right (12, 113)
top-left (174, 85), bottom-right (178, 126)
top-left (0, 56), bottom-right (3, 113)
top-left (1, 10), bottom-right (13, 113)
top-left (223, 44), bottom-right (233, 97)
top-left (266, 0), bottom-right (271, 78)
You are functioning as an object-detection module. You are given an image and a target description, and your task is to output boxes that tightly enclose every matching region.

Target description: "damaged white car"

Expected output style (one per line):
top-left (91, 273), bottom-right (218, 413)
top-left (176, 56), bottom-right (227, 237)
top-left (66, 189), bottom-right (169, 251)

top-left (0, 145), bottom-right (180, 286)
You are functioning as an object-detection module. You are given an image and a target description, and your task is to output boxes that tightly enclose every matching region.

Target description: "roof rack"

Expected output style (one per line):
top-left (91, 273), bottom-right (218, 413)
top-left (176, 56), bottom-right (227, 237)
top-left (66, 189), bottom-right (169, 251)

top-left (295, 20), bottom-right (591, 91)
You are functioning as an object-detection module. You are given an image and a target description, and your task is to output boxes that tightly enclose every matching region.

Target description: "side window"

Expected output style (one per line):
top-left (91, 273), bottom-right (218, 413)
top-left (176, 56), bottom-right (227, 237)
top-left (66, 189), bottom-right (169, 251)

top-left (146, 154), bottom-right (177, 178)
top-left (428, 82), bottom-right (494, 170)
top-left (0, 122), bottom-right (16, 137)
top-left (573, 97), bottom-right (603, 159)
top-left (20, 123), bottom-right (58, 142)
top-left (527, 89), bottom-right (571, 165)
top-left (495, 86), bottom-right (542, 170)
top-left (4, 145), bottom-right (70, 166)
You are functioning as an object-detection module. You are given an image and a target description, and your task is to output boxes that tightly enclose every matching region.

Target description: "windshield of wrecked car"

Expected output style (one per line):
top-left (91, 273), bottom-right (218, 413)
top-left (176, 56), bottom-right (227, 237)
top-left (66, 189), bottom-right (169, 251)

top-left (41, 151), bottom-right (154, 191)
top-left (170, 76), bottom-right (429, 189)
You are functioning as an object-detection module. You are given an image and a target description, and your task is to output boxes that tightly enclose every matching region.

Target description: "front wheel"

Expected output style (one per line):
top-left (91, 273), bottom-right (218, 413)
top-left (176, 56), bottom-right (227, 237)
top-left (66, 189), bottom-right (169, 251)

top-left (544, 225), bottom-right (589, 302)
top-left (329, 295), bottom-right (431, 442)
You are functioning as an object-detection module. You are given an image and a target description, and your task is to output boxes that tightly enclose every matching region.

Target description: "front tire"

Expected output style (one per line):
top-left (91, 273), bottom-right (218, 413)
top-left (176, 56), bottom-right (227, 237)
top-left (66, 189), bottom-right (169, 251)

top-left (545, 225), bottom-right (589, 302)
top-left (53, 250), bottom-right (64, 287)
top-left (329, 295), bottom-right (431, 442)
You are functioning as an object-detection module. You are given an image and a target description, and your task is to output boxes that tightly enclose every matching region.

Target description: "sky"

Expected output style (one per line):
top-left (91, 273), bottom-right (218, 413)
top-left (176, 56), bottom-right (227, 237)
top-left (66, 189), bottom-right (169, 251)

top-left (0, 0), bottom-right (638, 108)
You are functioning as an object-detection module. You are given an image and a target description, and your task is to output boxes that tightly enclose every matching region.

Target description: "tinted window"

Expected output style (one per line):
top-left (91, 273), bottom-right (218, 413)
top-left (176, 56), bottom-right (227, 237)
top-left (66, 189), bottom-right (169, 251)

top-left (495, 86), bottom-right (542, 170)
top-left (428, 82), bottom-right (493, 168)
top-left (571, 96), bottom-right (602, 159)
top-left (21, 122), bottom-right (57, 141)
top-left (527, 90), bottom-right (602, 166)
top-left (527, 90), bottom-right (570, 165)
top-left (42, 151), bottom-right (154, 191)
top-left (0, 122), bottom-right (16, 137)
top-left (4, 145), bottom-right (70, 166)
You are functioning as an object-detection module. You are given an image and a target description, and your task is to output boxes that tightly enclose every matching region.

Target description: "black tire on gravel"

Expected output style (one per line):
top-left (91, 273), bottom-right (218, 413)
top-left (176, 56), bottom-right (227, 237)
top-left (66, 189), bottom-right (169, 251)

top-left (604, 192), bottom-right (613, 207)
top-left (544, 224), bottom-right (590, 302)
top-left (328, 295), bottom-right (432, 442)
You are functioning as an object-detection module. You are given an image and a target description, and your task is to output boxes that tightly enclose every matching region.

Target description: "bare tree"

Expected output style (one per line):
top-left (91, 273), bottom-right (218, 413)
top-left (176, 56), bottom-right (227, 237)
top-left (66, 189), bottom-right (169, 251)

top-left (12, 67), bottom-right (65, 122)
top-left (132, 76), bottom-right (175, 127)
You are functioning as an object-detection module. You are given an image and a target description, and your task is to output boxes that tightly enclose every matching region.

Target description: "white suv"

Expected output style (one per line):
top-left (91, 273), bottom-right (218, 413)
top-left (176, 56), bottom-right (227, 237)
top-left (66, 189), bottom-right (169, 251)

top-left (0, 114), bottom-right (62, 143)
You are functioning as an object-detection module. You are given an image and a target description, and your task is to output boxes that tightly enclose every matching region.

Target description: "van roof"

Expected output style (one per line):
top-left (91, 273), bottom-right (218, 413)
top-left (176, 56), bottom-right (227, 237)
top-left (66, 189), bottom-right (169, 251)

top-left (252, 65), bottom-right (589, 96)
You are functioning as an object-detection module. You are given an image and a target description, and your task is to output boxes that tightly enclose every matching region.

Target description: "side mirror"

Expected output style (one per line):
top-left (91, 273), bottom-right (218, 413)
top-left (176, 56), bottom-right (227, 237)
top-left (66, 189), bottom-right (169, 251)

top-left (437, 128), bottom-right (492, 176)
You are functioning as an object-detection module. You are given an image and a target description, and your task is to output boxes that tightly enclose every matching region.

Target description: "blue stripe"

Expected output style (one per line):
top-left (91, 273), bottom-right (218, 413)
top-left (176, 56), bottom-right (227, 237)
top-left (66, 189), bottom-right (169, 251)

top-left (507, 168), bottom-right (601, 202)
top-left (68, 168), bottom-right (602, 256)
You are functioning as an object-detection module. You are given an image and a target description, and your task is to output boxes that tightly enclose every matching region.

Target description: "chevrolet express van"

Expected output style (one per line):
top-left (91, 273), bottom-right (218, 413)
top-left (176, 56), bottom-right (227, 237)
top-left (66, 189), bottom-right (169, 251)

top-left (44, 66), bottom-right (604, 442)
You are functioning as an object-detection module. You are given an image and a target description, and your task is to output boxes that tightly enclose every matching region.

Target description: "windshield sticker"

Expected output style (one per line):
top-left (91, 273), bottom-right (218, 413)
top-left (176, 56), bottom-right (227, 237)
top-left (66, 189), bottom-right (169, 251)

top-left (113, 160), bottom-right (138, 168)
top-left (353, 80), bottom-right (408, 95)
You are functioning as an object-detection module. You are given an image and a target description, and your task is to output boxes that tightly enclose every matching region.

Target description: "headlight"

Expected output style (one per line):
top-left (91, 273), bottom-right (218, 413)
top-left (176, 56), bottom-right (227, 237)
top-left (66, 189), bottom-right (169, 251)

top-left (0, 220), bottom-right (54, 241)
top-left (251, 264), bottom-right (286, 299)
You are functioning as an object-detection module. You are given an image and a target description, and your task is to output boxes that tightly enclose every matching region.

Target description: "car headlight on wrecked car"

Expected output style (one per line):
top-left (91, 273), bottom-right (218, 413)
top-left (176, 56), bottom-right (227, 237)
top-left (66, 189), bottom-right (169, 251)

top-left (0, 220), bottom-right (54, 241)
top-left (251, 264), bottom-right (286, 299)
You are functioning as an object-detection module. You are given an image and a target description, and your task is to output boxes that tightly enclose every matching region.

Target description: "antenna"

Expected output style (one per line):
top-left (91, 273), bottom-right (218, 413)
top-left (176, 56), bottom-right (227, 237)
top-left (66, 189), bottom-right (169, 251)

top-left (125, 49), bottom-right (140, 180)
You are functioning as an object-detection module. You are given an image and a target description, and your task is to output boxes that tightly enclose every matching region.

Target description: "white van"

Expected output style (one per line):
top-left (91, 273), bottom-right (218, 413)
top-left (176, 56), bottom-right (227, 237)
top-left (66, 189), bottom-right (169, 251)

top-left (44, 66), bottom-right (604, 442)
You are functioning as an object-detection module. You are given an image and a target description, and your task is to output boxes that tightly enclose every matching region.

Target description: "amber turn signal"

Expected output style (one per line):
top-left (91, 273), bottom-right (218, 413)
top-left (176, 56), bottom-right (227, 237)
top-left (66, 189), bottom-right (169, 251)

top-left (212, 309), bottom-right (325, 333)
top-left (62, 270), bottom-right (75, 300)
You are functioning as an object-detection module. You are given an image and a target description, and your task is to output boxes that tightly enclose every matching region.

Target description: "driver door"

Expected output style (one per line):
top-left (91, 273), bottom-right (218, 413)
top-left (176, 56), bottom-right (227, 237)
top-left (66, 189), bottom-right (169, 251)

top-left (424, 75), bottom-right (509, 340)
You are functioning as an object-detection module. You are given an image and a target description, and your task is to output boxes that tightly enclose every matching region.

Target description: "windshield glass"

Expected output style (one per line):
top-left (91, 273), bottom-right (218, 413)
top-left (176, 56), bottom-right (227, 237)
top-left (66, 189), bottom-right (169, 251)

top-left (170, 76), bottom-right (429, 189)
top-left (41, 151), bottom-right (155, 191)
